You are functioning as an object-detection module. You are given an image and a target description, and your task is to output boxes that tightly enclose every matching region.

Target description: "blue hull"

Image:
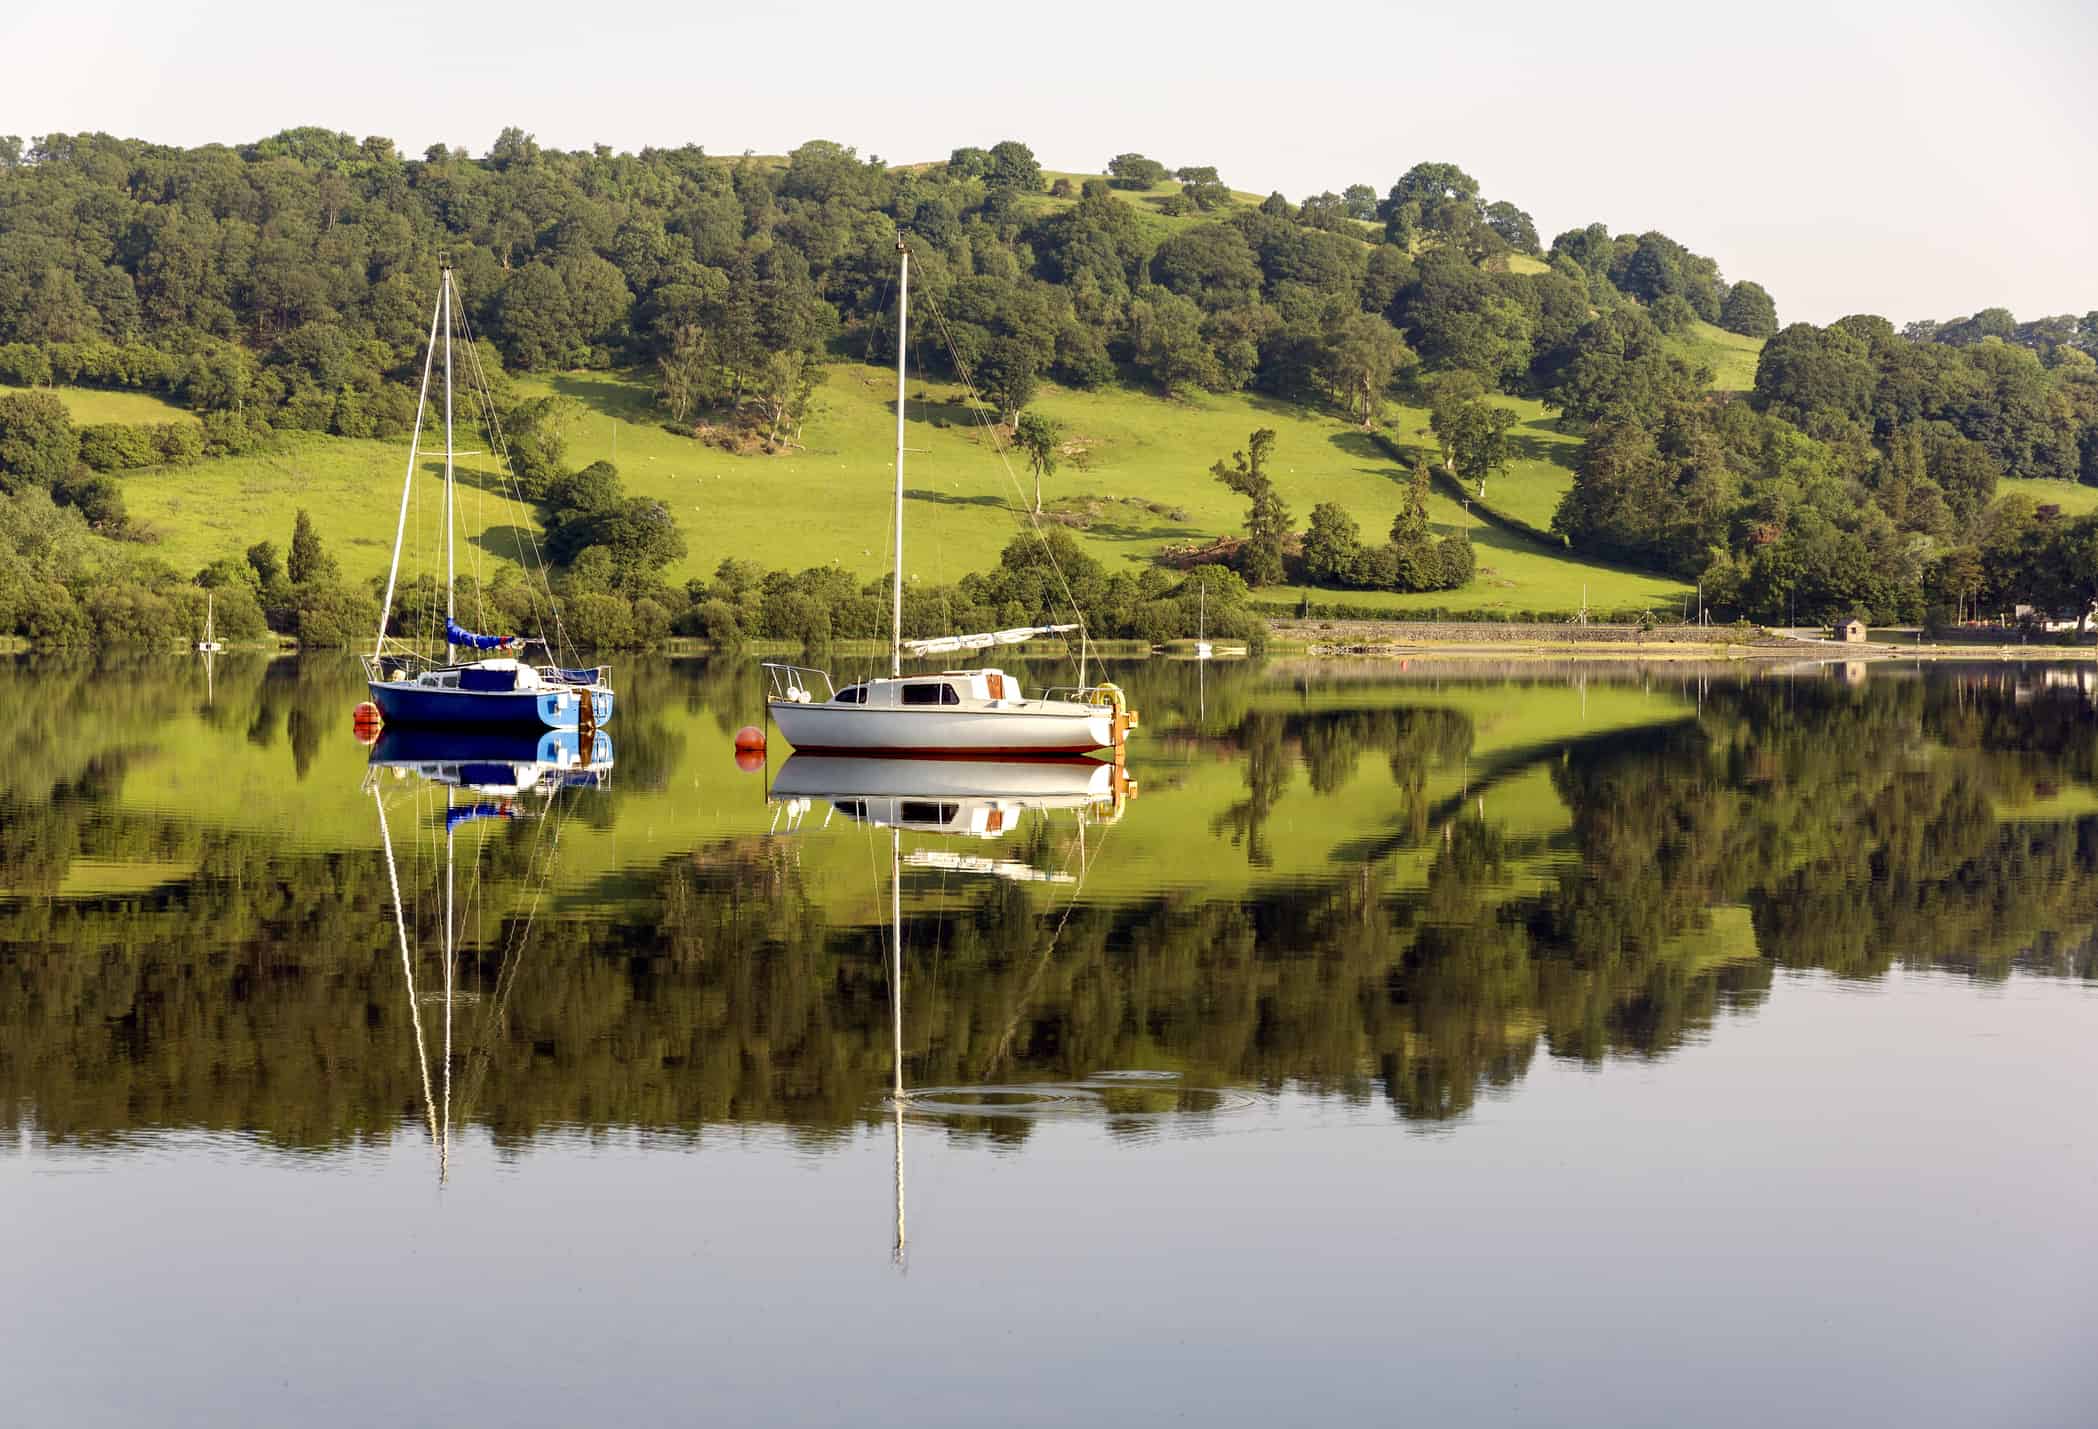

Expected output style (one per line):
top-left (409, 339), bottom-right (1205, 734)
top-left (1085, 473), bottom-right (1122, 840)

top-left (367, 681), bottom-right (614, 730)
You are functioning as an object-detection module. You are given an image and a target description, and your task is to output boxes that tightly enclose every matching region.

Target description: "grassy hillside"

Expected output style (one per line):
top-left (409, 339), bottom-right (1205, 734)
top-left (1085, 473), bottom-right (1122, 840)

top-left (1, 383), bottom-right (197, 424)
top-left (2001, 478), bottom-right (2098, 516)
top-left (1665, 321), bottom-right (1763, 392)
top-left (123, 436), bottom-right (542, 585)
top-left (112, 361), bottom-right (1690, 615)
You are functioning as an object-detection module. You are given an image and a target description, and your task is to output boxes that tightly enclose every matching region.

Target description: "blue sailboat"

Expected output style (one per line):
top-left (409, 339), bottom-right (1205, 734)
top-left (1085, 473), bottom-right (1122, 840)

top-left (362, 262), bottom-right (614, 730)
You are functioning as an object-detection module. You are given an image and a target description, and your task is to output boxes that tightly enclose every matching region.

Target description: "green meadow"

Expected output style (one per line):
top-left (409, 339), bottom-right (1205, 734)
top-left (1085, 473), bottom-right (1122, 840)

top-left (1666, 320), bottom-right (1764, 392)
top-left (113, 360), bottom-right (1691, 615)
top-left (2, 383), bottom-right (197, 424)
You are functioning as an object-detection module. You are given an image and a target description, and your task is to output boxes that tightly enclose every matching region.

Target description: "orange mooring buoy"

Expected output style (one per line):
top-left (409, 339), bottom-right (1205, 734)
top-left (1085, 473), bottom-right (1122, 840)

top-left (352, 701), bottom-right (383, 745)
top-left (734, 749), bottom-right (766, 774)
top-left (734, 725), bottom-right (766, 752)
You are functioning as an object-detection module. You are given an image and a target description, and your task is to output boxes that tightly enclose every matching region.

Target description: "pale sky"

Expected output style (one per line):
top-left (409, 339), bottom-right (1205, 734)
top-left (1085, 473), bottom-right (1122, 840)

top-left (4, 0), bottom-right (2093, 326)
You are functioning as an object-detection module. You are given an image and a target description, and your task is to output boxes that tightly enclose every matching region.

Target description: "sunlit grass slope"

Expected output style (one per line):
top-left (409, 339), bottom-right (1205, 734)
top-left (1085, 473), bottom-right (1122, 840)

top-left (1, 383), bottom-right (197, 424)
top-left (1665, 321), bottom-right (1763, 393)
top-left (123, 437), bottom-right (541, 584)
top-left (110, 359), bottom-right (1685, 614)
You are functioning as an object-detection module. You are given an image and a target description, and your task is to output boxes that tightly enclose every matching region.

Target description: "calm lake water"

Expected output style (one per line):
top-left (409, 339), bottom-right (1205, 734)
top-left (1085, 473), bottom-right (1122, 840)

top-left (3, 653), bottom-right (2095, 1427)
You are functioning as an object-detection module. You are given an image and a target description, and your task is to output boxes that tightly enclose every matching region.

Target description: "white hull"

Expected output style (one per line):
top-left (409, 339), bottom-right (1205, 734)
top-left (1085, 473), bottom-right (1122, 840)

top-left (769, 701), bottom-right (1113, 755)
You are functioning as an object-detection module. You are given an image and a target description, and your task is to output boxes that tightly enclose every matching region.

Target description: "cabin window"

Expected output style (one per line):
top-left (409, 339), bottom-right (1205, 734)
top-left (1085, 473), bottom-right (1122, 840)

top-left (834, 800), bottom-right (865, 818)
top-left (899, 801), bottom-right (959, 824)
top-left (901, 682), bottom-right (959, 707)
top-left (835, 685), bottom-right (866, 704)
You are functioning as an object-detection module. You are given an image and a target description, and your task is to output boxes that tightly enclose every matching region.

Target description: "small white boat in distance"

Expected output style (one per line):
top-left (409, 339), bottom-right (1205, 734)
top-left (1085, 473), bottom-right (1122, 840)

top-left (195, 592), bottom-right (224, 653)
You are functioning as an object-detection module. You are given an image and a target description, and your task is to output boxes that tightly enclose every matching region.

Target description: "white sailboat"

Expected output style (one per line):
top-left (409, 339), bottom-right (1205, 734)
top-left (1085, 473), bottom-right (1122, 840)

top-left (764, 242), bottom-right (1136, 757)
top-left (195, 592), bottom-right (223, 653)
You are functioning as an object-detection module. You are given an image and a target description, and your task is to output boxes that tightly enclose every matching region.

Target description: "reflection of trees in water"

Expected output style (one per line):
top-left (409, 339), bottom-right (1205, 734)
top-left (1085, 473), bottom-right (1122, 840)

top-left (3, 668), bottom-right (2097, 1151)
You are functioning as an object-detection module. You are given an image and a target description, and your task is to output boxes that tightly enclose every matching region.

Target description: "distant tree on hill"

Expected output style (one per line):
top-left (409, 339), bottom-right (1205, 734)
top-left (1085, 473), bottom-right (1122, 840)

top-left (657, 323), bottom-right (719, 425)
top-left (1107, 153), bottom-right (1168, 189)
top-left (1302, 502), bottom-right (1361, 584)
top-left (0, 391), bottom-right (77, 492)
top-left (986, 141), bottom-right (1042, 192)
top-left (1484, 201), bottom-right (1539, 255)
top-left (1342, 184), bottom-right (1378, 220)
top-left (1426, 374), bottom-right (1516, 496)
top-left (287, 509), bottom-right (337, 586)
top-left (1211, 428), bottom-right (1289, 586)
top-left (1173, 165), bottom-right (1231, 211)
top-left (743, 349), bottom-right (821, 450)
top-left (1378, 161), bottom-right (1481, 246)
top-left (946, 146), bottom-right (991, 180)
top-left (1014, 411), bottom-right (1062, 514)
top-left (977, 338), bottom-right (1040, 425)
top-left (1322, 311), bottom-right (1414, 425)
top-left (1720, 280), bottom-right (1779, 338)
top-left (246, 541), bottom-right (282, 589)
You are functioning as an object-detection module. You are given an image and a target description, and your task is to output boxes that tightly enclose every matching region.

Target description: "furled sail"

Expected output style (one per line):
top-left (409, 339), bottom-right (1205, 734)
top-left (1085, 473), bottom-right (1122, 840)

top-left (901, 624), bottom-right (1079, 657)
top-left (446, 619), bottom-right (522, 652)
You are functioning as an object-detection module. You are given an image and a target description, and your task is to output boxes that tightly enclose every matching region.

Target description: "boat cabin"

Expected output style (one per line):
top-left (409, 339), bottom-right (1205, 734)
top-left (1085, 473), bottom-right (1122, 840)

top-left (383, 658), bottom-right (547, 693)
top-left (826, 669), bottom-right (1023, 708)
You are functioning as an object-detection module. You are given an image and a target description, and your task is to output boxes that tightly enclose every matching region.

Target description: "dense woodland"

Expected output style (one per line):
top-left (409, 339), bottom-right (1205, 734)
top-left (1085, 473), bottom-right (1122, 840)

top-left (0, 128), bottom-right (2094, 644)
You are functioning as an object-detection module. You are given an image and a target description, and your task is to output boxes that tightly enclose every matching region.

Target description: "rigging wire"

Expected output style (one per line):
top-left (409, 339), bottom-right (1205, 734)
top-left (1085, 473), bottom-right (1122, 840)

top-left (450, 282), bottom-right (579, 667)
top-left (912, 277), bottom-right (1094, 684)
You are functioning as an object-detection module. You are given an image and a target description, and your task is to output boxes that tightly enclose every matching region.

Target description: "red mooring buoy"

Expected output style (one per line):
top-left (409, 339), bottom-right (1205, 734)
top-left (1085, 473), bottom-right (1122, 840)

top-left (734, 749), bottom-right (766, 774)
top-left (733, 725), bottom-right (766, 752)
top-left (352, 701), bottom-right (383, 745)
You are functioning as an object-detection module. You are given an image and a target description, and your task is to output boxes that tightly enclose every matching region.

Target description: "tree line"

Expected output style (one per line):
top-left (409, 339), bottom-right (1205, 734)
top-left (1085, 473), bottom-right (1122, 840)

top-left (5, 126), bottom-right (2093, 627)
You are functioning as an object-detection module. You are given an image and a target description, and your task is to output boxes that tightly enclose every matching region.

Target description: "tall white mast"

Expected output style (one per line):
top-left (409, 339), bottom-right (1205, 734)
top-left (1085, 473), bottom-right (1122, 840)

top-left (374, 286), bottom-right (445, 656)
top-left (442, 266), bottom-right (457, 664)
top-left (891, 242), bottom-right (909, 679)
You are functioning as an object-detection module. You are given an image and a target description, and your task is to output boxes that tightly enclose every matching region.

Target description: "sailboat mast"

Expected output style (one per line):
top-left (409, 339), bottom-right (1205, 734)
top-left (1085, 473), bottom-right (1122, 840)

top-left (442, 267), bottom-right (457, 664)
top-left (374, 284), bottom-right (445, 656)
top-left (891, 243), bottom-right (909, 679)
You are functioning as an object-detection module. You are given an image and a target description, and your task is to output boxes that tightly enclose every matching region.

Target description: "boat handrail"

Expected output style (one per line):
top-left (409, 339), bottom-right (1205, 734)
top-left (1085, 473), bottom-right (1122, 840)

top-left (538, 664), bottom-right (609, 688)
top-left (762, 662), bottom-right (837, 704)
top-left (1040, 683), bottom-right (1126, 713)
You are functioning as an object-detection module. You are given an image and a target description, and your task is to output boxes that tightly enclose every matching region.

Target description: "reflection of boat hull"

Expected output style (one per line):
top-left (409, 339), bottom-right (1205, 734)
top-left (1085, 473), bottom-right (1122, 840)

top-left (368, 680), bottom-right (613, 730)
top-left (369, 726), bottom-right (614, 794)
top-left (771, 754), bottom-right (1112, 801)
top-left (770, 754), bottom-right (1116, 837)
top-left (768, 703), bottom-right (1110, 755)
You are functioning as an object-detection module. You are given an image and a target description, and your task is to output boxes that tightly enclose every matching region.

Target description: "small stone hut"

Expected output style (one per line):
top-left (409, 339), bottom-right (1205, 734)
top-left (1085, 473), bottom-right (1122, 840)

top-left (1838, 619), bottom-right (1868, 644)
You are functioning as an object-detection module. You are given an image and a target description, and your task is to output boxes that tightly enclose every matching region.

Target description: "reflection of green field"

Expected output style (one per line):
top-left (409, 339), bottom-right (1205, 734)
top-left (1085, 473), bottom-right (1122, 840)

top-left (105, 661), bottom-right (1692, 916)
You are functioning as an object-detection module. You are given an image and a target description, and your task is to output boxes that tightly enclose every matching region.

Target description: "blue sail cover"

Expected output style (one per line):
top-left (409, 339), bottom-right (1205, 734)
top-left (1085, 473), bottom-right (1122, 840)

top-left (446, 619), bottom-right (520, 651)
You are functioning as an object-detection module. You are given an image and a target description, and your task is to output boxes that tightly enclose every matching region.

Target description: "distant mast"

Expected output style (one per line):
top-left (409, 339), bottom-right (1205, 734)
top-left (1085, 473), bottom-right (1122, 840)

top-left (891, 242), bottom-right (909, 679)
